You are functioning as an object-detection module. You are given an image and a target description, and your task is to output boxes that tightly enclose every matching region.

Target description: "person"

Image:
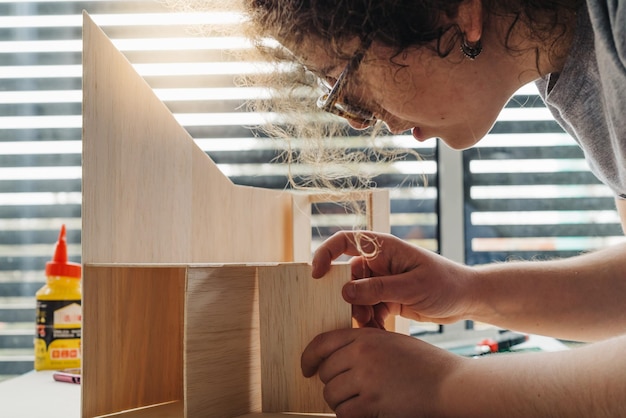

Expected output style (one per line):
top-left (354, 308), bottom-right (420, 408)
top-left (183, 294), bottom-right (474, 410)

top-left (241, 0), bottom-right (626, 416)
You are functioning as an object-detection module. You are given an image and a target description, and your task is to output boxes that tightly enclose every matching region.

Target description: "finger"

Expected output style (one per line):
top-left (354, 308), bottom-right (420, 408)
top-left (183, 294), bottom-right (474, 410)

top-left (312, 231), bottom-right (379, 278)
top-left (322, 371), bottom-right (359, 412)
top-left (316, 338), bottom-right (354, 384)
top-left (373, 304), bottom-right (391, 329)
top-left (352, 305), bottom-right (373, 327)
top-left (342, 271), bottom-right (416, 305)
top-left (301, 329), bottom-right (359, 378)
top-left (334, 394), bottom-right (367, 418)
top-left (349, 256), bottom-right (372, 280)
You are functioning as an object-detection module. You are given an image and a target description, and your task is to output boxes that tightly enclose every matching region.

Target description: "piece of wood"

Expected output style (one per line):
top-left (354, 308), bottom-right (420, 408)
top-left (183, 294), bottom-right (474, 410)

top-left (366, 189), bottom-right (391, 232)
top-left (238, 414), bottom-right (335, 418)
top-left (258, 264), bottom-right (351, 413)
top-left (184, 266), bottom-right (262, 417)
top-left (83, 263), bottom-right (348, 418)
top-left (82, 266), bottom-right (186, 418)
top-left (82, 12), bottom-right (296, 265)
top-left (93, 401), bottom-right (183, 418)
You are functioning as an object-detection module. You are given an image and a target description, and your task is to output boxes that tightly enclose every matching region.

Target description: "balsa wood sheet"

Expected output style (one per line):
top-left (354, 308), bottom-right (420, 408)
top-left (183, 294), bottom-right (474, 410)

top-left (258, 264), bottom-right (351, 413)
top-left (82, 12), bottom-right (295, 265)
top-left (82, 266), bottom-right (186, 418)
top-left (185, 266), bottom-right (262, 417)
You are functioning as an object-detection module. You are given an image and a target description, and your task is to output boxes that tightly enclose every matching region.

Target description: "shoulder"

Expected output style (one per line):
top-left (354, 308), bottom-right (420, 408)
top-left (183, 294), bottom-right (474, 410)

top-left (586, 0), bottom-right (626, 65)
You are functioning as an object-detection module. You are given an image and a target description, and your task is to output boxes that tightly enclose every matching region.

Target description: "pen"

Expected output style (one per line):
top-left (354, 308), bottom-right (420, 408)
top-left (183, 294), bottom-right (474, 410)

top-left (52, 369), bottom-right (81, 384)
top-left (476, 331), bottom-right (528, 354)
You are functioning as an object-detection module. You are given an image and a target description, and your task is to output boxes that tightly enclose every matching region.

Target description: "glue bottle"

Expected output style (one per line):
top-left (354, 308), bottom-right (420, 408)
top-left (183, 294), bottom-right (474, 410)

top-left (34, 224), bottom-right (82, 371)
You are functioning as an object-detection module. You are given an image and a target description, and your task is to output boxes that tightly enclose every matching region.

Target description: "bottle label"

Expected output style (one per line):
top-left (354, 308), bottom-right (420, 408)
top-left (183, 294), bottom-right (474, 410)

top-left (35, 299), bottom-right (81, 370)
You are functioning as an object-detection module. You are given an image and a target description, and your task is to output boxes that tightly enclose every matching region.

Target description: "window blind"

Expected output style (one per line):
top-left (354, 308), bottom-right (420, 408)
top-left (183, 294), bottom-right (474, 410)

top-left (464, 84), bottom-right (624, 265)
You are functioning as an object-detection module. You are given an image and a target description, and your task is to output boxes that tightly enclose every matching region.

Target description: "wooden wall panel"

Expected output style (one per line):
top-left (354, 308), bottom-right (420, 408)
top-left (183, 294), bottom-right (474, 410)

top-left (82, 12), bottom-right (295, 265)
top-left (258, 264), bottom-right (351, 413)
top-left (185, 266), bottom-right (262, 418)
top-left (82, 266), bottom-right (186, 418)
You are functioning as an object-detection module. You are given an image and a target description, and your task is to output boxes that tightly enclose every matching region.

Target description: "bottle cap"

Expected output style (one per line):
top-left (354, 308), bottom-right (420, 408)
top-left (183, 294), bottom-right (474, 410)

top-left (45, 224), bottom-right (82, 279)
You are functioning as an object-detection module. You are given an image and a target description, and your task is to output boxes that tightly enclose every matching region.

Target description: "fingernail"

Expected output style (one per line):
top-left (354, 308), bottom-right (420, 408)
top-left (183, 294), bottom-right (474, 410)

top-left (311, 260), bottom-right (319, 278)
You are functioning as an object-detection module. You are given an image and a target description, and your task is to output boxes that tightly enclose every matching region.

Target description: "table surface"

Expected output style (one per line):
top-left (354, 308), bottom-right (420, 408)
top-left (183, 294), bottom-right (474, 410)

top-left (0, 370), bottom-right (81, 418)
top-left (0, 335), bottom-right (568, 418)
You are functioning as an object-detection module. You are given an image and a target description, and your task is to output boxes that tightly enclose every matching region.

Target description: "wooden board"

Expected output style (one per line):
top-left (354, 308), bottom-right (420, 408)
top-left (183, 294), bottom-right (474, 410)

top-left (184, 263), bottom-right (350, 417)
top-left (258, 264), bottom-right (351, 413)
top-left (238, 414), bottom-right (335, 418)
top-left (93, 401), bottom-right (183, 418)
top-left (82, 266), bottom-right (186, 418)
top-left (82, 12), bottom-right (296, 265)
top-left (184, 266), bottom-right (262, 417)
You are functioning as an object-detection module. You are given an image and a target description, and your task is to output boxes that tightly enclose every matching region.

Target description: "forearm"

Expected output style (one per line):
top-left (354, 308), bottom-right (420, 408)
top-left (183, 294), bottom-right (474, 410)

top-left (468, 243), bottom-right (626, 341)
top-left (441, 335), bottom-right (626, 417)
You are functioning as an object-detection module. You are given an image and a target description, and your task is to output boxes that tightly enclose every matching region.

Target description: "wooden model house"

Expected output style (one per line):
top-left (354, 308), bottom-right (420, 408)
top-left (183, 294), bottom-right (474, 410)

top-left (81, 13), bottom-right (395, 417)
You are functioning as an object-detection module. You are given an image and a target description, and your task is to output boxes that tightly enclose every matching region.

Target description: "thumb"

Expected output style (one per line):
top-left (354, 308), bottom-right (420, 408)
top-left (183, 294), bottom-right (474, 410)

top-left (342, 274), bottom-right (411, 305)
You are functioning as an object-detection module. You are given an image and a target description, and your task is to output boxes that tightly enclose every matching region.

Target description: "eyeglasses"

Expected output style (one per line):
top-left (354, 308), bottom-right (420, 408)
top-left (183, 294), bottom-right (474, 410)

top-left (316, 43), bottom-right (377, 127)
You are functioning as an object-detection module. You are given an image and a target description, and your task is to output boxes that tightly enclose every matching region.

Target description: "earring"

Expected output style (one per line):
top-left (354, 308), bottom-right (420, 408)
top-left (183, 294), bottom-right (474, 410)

top-left (461, 37), bottom-right (482, 59)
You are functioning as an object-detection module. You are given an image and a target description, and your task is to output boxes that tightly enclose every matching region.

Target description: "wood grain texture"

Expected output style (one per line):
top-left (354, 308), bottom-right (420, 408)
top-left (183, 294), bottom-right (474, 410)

top-left (99, 409), bottom-right (334, 418)
top-left (237, 414), bottom-right (335, 418)
top-left (258, 263), bottom-right (351, 413)
top-left (366, 189), bottom-right (390, 232)
top-left (82, 12), bottom-right (295, 265)
top-left (185, 266), bottom-right (262, 418)
top-left (82, 266), bottom-right (186, 418)
top-left (93, 401), bottom-right (183, 418)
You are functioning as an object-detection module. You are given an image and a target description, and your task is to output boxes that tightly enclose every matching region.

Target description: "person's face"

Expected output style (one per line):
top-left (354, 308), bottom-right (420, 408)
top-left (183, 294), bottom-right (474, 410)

top-left (305, 39), bottom-right (518, 150)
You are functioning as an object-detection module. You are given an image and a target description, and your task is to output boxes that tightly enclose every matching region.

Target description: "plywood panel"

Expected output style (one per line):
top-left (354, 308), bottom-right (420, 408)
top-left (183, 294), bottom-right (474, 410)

top-left (82, 12), bottom-right (295, 265)
top-left (258, 264), bottom-right (351, 413)
top-left (185, 266), bottom-right (262, 418)
top-left (82, 266), bottom-right (186, 418)
top-left (93, 401), bottom-right (183, 418)
top-left (367, 189), bottom-right (391, 232)
top-left (238, 414), bottom-right (335, 418)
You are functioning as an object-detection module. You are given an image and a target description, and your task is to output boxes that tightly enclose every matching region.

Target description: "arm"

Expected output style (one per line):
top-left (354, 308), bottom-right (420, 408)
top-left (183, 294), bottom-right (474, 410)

top-left (443, 334), bottom-right (626, 417)
top-left (470, 242), bottom-right (626, 342)
top-left (469, 199), bottom-right (626, 341)
top-left (313, 230), bottom-right (626, 342)
top-left (302, 328), bottom-right (626, 417)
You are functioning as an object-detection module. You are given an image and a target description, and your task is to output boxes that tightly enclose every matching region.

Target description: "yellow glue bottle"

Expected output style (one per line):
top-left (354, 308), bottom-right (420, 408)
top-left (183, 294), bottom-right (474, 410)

top-left (34, 224), bottom-right (82, 371)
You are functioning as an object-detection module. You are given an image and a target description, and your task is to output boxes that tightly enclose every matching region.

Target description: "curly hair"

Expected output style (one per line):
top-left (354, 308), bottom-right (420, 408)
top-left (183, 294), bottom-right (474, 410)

top-left (245, 0), bottom-right (582, 59)
top-left (171, 0), bottom-right (582, 229)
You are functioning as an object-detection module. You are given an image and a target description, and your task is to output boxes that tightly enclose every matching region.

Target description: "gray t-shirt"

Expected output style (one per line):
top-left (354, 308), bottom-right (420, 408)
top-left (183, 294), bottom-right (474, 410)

top-left (535, 1), bottom-right (626, 199)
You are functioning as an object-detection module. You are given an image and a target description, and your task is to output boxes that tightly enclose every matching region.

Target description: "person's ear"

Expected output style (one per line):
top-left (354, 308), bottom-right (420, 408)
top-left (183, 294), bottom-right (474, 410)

top-left (457, 0), bottom-right (483, 42)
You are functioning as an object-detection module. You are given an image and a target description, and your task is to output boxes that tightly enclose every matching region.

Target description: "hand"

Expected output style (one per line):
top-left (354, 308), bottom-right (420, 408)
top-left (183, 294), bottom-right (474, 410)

top-left (301, 327), bottom-right (464, 418)
top-left (312, 231), bottom-right (476, 327)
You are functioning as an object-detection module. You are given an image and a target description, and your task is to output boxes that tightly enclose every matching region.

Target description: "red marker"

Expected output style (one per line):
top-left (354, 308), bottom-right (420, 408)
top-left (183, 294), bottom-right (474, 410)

top-left (477, 331), bottom-right (529, 354)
